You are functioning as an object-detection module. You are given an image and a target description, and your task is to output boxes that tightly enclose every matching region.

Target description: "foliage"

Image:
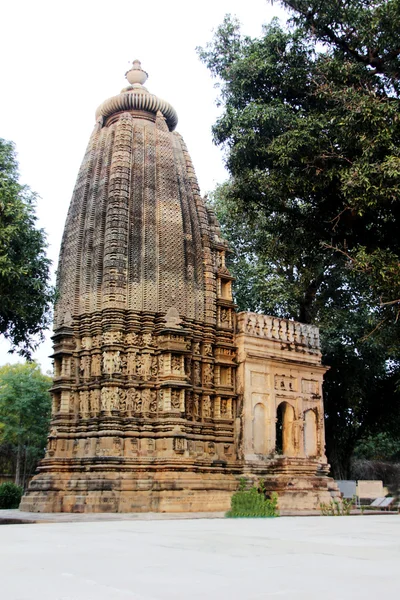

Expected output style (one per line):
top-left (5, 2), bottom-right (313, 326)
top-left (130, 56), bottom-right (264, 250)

top-left (320, 496), bottom-right (354, 516)
top-left (0, 482), bottom-right (23, 509)
top-left (354, 432), bottom-right (400, 461)
top-left (0, 138), bottom-right (53, 357)
top-left (199, 3), bottom-right (400, 477)
top-left (0, 362), bottom-right (52, 487)
top-left (199, 11), bottom-right (400, 323)
top-left (227, 479), bottom-right (279, 517)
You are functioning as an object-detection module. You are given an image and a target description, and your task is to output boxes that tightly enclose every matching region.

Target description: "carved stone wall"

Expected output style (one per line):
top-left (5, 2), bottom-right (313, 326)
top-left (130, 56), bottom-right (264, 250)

top-left (21, 62), bottom-right (239, 514)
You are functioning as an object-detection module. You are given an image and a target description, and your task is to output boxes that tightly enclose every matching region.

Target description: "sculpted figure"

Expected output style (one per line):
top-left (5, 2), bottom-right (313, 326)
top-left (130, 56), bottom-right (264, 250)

top-left (81, 336), bottom-right (92, 350)
top-left (174, 438), bottom-right (185, 452)
top-left (185, 392), bottom-right (194, 417)
top-left (203, 363), bottom-right (214, 386)
top-left (171, 355), bottom-right (181, 373)
top-left (193, 362), bottom-right (201, 386)
top-left (101, 387), bottom-right (112, 411)
top-left (220, 308), bottom-right (230, 325)
top-left (221, 398), bottom-right (228, 416)
top-left (143, 354), bottom-right (152, 378)
top-left (110, 388), bottom-right (120, 411)
top-left (80, 356), bottom-right (91, 379)
top-left (112, 351), bottom-right (121, 373)
top-left (89, 389), bottom-right (100, 414)
top-left (102, 351), bottom-right (113, 375)
top-left (193, 394), bottom-right (200, 418)
top-left (92, 335), bottom-right (102, 348)
top-left (150, 355), bottom-right (158, 377)
top-left (203, 343), bottom-right (213, 357)
top-left (203, 395), bottom-right (211, 418)
top-left (136, 354), bottom-right (145, 377)
top-left (149, 390), bottom-right (158, 413)
top-left (142, 333), bottom-right (153, 347)
top-left (171, 390), bottom-right (181, 410)
top-left (91, 354), bottom-right (101, 377)
top-left (133, 389), bottom-right (142, 412)
top-left (120, 354), bottom-right (127, 375)
top-left (79, 391), bottom-right (89, 414)
top-left (126, 388), bottom-right (135, 412)
top-left (141, 389), bottom-right (150, 411)
top-left (125, 332), bottom-right (139, 346)
top-left (127, 351), bottom-right (137, 376)
top-left (103, 331), bottom-right (122, 344)
top-left (119, 390), bottom-right (127, 412)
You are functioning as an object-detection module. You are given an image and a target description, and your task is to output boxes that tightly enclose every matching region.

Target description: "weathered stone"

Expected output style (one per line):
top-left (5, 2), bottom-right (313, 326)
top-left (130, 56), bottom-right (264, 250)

top-left (21, 61), bottom-right (338, 513)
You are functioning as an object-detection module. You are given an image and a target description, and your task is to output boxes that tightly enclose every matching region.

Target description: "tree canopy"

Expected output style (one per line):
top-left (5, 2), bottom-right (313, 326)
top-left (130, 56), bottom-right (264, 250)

top-left (0, 138), bottom-right (53, 357)
top-left (0, 362), bottom-right (51, 487)
top-left (199, 1), bottom-right (400, 476)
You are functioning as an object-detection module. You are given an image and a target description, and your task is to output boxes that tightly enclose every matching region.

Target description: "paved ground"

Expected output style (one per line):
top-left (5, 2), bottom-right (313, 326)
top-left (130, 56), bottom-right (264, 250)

top-left (0, 515), bottom-right (398, 599)
top-left (0, 509), bottom-right (227, 523)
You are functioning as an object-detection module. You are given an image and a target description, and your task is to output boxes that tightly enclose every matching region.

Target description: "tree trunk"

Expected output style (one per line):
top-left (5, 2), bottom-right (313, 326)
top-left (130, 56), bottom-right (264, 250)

top-left (15, 442), bottom-right (23, 487)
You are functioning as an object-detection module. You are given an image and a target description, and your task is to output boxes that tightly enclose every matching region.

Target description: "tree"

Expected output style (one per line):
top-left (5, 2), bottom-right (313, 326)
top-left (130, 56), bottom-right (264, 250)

top-left (199, 6), bottom-right (400, 323)
top-left (0, 362), bottom-right (51, 487)
top-left (199, 4), bottom-right (400, 476)
top-left (0, 138), bottom-right (53, 357)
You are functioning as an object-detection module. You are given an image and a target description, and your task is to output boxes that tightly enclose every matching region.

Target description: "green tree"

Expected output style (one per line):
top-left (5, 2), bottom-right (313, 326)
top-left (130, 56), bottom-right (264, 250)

top-left (0, 362), bottom-right (51, 487)
top-left (199, 4), bottom-right (400, 476)
top-left (0, 138), bottom-right (53, 357)
top-left (199, 7), bottom-right (400, 323)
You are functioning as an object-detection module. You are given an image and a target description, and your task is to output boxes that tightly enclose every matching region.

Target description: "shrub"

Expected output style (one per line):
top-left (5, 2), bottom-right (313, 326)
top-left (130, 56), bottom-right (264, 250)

top-left (0, 482), bottom-right (23, 509)
top-left (226, 479), bottom-right (279, 518)
top-left (319, 496), bottom-right (354, 516)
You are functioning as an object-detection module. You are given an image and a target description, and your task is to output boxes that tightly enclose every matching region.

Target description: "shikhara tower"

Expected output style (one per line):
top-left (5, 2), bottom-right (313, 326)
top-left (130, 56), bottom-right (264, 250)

top-left (22, 62), bottom-right (339, 512)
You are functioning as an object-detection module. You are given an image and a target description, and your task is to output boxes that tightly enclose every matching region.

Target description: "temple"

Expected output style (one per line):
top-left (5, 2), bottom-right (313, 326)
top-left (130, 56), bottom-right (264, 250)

top-left (21, 61), bottom-right (339, 513)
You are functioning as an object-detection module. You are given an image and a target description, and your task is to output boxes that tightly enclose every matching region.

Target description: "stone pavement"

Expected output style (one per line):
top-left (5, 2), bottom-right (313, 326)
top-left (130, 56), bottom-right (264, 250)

top-left (0, 515), bottom-right (399, 599)
top-left (0, 508), bottom-right (226, 523)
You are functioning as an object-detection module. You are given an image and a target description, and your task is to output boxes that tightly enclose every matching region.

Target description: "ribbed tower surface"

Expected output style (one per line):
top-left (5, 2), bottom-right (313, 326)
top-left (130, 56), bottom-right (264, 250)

top-left (21, 61), bottom-right (239, 513)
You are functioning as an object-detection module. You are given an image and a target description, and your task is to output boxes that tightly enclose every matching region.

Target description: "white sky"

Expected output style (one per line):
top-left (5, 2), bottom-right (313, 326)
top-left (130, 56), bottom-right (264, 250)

top-left (0, 0), bottom-right (287, 372)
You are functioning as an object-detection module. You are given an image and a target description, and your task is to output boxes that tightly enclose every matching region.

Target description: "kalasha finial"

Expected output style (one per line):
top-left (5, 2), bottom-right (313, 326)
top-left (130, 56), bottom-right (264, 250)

top-left (125, 59), bottom-right (148, 86)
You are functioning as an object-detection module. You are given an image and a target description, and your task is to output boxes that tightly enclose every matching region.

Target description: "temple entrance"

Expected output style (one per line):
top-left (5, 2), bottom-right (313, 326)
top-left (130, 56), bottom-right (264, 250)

top-left (304, 409), bottom-right (318, 456)
top-left (275, 402), bottom-right (296, 456)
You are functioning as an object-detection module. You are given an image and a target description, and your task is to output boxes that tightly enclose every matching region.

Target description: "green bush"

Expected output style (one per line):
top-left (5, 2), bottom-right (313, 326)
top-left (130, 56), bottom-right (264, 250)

top-left (0, 482), bottom-right (23, 509)
top-left (227, 479), bottom-right (279, 518)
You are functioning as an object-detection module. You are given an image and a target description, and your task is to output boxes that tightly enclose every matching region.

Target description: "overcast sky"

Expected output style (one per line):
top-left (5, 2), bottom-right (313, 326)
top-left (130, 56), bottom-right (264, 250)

top-left (0, 0), bottom-right (287, 372)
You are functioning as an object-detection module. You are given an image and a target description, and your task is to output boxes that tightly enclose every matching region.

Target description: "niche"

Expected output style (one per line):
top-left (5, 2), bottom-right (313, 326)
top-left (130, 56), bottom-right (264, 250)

top-left (276, 402), bottom-right (296, 457)
top-left (304, 409), bottom-right (318, 457)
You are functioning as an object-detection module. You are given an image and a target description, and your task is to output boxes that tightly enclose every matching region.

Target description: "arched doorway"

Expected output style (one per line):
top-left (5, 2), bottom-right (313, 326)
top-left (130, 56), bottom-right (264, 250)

top-left (253, 403), bottom-right (266, 454)
top-left (304, 409), bottom-right (318, 457)
top-left (276, 402), bottom-right (296, 456)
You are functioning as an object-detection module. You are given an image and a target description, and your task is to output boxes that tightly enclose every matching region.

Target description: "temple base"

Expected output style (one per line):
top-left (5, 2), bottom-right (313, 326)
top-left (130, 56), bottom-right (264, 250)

top-left (20, 469), bottom-right (237, 513)
top-left (20, 457), bottom-right (339, 513)
top-left (243, 457), bottom-right (341, 511)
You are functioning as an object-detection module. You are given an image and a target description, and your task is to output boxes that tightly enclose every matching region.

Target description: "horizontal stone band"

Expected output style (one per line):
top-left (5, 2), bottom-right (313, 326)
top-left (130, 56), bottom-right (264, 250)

top-left (96, 91), bottom-right (178, 130)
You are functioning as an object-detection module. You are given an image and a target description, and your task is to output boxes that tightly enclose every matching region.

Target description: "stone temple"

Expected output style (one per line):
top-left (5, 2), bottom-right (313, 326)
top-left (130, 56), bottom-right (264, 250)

top-left (21, 61), bottom-right (339, 513)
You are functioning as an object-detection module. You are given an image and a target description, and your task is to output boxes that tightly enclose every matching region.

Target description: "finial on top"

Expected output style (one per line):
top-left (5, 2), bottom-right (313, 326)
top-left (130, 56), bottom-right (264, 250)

top-left (125, 60), bottom-right (148, 86)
